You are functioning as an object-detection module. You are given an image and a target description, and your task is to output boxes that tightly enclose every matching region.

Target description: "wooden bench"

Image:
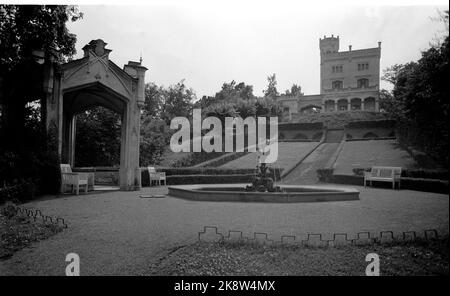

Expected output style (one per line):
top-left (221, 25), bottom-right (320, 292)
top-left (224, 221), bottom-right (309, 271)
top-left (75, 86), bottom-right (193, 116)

top-left (147, 166), bottom-right (166, 186)
top-left (61, 164), bottom-right (89, 195)
top-left (364, 166), bottom-right (402, 189)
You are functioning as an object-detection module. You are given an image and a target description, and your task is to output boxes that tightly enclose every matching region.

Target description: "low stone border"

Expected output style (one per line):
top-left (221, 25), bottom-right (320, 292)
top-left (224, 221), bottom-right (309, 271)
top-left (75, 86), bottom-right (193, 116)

top-left (198, 226), bottom-right (443, 247)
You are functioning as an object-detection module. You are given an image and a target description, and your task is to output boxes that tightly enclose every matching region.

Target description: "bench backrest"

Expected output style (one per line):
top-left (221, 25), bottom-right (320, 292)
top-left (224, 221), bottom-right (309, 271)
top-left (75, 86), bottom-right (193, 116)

top-left (371, 166), bottom-right (402, 178)
top-left (147, 166), bottom-right (160, 177)
top-left (60, 164), bottom-right (72, 174)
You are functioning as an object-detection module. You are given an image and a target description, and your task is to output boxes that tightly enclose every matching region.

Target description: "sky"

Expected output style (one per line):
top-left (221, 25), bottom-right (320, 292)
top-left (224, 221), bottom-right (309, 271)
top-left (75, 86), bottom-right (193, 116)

top-left (65, 1), bottom-right (449, 99)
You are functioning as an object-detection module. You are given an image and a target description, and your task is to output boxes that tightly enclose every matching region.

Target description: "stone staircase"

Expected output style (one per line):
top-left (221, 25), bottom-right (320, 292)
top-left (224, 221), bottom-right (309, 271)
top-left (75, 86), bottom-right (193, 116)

top-left (325, 129), bottom-right (345, 143)
top-left (282, 128), bottom-right (345, 184)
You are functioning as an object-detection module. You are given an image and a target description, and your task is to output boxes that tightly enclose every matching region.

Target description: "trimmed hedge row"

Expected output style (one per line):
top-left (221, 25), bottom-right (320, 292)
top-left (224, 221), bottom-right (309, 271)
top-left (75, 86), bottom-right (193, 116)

top-left (352, 168), bottom-right (448, 180)
top-left (142, 174), bottom-right (254, 186)
top-left (317, 169), bottom-right (448, 194)
top-left (345, 120), bottom-right (396, 129)
top-left (193, 152), bottom-right (248, 168)
top-left (145, 167), bottom-right (256, 176)
top-left (278, 122), bottom-right (323, 131)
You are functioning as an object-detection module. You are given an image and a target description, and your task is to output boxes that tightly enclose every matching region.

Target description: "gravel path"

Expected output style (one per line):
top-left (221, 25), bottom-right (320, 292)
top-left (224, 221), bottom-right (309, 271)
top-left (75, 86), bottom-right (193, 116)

top-left (0, 186), bottom-right (448, 275)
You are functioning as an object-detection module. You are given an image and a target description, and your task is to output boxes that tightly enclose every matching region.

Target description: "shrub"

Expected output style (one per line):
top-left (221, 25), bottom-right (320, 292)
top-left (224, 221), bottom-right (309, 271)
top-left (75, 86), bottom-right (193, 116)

top-left (352, 168), bottom-right (371, 176)
top-left (0, 180), bottom-right (36, 204)
top-left (316, 168), bottom-right (334, 182)
top-left (0, 201), bottom-right (19, 218)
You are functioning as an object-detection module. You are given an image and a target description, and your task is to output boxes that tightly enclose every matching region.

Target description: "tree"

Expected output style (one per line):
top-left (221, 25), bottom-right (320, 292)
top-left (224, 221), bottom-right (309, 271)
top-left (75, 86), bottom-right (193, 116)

top-left (263, 73), bottom-right (278, 99)
top-left (0, 5), bottom-right (82, 195)
top-left (1, 5), bottom-right (82, 149)
top-left (284, 84), bottom-right (303, 96)
top-left (381, 10), bottom-right (449, 165)
top-left (75, 107), bottom-right (121, 167)
top-left (160, 80), bottom-right (195, 125)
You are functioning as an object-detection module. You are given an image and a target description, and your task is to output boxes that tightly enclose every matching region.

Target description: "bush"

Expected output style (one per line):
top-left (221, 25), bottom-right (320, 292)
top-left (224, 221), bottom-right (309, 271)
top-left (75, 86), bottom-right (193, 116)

top-left (316, 168), bottom-right (334, 182)
top-left (0, 180), bottom-right (36, 204)
top-left (0, 149), bottom-right (60, 197)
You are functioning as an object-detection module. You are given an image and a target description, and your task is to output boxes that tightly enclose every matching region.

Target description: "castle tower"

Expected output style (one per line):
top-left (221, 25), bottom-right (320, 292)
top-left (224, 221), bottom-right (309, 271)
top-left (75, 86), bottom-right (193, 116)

top-left (319, 35), bottom-right (340, 55)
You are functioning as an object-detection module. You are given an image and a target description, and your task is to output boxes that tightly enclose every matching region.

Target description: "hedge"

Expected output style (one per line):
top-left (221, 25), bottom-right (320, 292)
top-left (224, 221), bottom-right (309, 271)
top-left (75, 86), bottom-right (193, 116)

top-left (142, 174), bottom-right (254, 186)
top-left (278, 122), bottom-right (324, 131)
top-left (352, 168), bottom-right (448, 180)
top-left (345, 120), bottom-right (396, 129)
top-left (193, 152), bottom-right (248, 168)
top-left (323, 173), bottom-right (449, 194)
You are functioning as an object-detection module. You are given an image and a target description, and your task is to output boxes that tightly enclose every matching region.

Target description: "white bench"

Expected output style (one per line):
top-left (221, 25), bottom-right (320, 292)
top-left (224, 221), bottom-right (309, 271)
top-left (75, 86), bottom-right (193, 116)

top-left (364, 166), bottom-right (402, 189)
top-left (60, 164), bottom-right (89, 195)
top-left (147, 166), bottom-right (166, 186)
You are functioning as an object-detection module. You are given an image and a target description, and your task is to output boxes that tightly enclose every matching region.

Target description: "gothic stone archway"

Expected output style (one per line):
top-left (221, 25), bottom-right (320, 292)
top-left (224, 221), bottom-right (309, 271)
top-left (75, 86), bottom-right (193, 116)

top-left (43, 39), bottom-right (147, 191)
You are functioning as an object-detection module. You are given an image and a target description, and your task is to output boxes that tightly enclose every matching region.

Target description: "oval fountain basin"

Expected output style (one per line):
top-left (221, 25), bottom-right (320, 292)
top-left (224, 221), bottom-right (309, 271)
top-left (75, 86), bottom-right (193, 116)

top-left (168, 183), bottom-right (359, 203)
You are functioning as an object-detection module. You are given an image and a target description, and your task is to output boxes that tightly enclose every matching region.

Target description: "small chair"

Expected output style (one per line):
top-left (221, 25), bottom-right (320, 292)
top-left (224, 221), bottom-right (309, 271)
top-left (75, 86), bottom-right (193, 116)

top-left (60, 164), bottom-right (89, 195)
top-left (147, 166), bottom-right (166, 186)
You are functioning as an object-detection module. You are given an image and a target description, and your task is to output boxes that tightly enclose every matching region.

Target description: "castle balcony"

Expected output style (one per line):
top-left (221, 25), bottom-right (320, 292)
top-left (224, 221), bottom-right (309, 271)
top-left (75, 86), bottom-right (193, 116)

top-left (322, 84), bottom-right (379, 94)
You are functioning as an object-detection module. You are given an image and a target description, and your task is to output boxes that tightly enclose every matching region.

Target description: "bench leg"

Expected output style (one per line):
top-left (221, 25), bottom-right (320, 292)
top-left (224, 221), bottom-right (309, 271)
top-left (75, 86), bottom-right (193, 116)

top-left (392, 182), bottom-right (395, 189)
top-left (75, 184), bottom-right (79, 195)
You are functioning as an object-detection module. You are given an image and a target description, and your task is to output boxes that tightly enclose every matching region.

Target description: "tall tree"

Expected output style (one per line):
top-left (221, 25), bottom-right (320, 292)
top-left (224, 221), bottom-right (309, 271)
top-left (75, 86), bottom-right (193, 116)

top-left (263, 73), bottom-right (278, 99)
top-left (285, 84), bottom-right (303, 96)
top-left (381, 10), bottom-right (449, 165)
top-left (160, 80), bottom-right (195, 125)
top-left (0, 5), bottom-right (82, 150)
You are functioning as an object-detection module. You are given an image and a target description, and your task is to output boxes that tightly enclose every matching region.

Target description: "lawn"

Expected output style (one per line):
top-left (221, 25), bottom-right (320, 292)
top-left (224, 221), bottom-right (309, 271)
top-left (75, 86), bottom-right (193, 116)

top-left (147, 239), bottom-right (449, 276)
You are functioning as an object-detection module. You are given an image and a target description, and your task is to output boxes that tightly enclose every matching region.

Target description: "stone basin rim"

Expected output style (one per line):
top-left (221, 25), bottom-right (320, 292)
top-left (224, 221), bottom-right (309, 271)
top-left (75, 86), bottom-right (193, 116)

top-left (167, 183), bottom-right (360, 203)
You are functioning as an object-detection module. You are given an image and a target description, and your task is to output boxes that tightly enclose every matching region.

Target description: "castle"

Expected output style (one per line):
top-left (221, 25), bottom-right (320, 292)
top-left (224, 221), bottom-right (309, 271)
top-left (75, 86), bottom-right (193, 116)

top-left (279, 35), bottom-right (381, 121)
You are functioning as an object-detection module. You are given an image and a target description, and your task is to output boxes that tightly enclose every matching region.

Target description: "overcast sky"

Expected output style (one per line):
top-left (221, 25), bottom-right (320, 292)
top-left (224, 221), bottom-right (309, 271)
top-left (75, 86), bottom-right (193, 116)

top-left (66, 3), bottom-right (449, 98)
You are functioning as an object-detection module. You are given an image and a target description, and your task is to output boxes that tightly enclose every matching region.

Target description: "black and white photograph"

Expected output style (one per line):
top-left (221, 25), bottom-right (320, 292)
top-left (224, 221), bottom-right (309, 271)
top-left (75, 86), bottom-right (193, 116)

top-left (0, 0), bottom-right (448, 286)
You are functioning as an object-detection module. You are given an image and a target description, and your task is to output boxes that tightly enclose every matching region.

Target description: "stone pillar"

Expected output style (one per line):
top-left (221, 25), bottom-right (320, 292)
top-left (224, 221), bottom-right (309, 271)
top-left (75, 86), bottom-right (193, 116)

top-left (375, 99), bottom-right (379, 111)
top-left (120, 61), bottom-right (147, 190)
top-left (43, 62), bottom-right (64, 159)
top-left (347, 100), bottom-right (351, 111)
top-left (361, 100), bottom-right (365, 111)
top-left (68, 115), bottom-right (76, 167)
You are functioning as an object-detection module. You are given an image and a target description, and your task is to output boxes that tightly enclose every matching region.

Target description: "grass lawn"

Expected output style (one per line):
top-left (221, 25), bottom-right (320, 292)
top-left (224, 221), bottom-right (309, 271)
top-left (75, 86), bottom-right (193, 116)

top-left (0, 203), bottom-right (63, 260)
top-left (148, 239), bottom-right (449, 276)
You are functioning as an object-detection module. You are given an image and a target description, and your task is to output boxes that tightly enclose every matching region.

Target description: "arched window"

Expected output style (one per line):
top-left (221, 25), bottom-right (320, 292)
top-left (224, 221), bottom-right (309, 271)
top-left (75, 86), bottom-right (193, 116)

top-left (357, 78), bottom-right (369, 88)
top-left (332, 80), bottom-right (343, 90)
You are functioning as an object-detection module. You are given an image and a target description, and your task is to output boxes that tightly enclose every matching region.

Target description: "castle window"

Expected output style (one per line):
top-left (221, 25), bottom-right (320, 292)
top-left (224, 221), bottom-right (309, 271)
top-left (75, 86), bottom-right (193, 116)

top-left (332, 80), bottom-right (343, 89)
top-left (357, 78), bottom-right (369, 88)
top-left (332, 65), bottom-right (343, 73)
top-left (358, 63), bottom-right (369, 71)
